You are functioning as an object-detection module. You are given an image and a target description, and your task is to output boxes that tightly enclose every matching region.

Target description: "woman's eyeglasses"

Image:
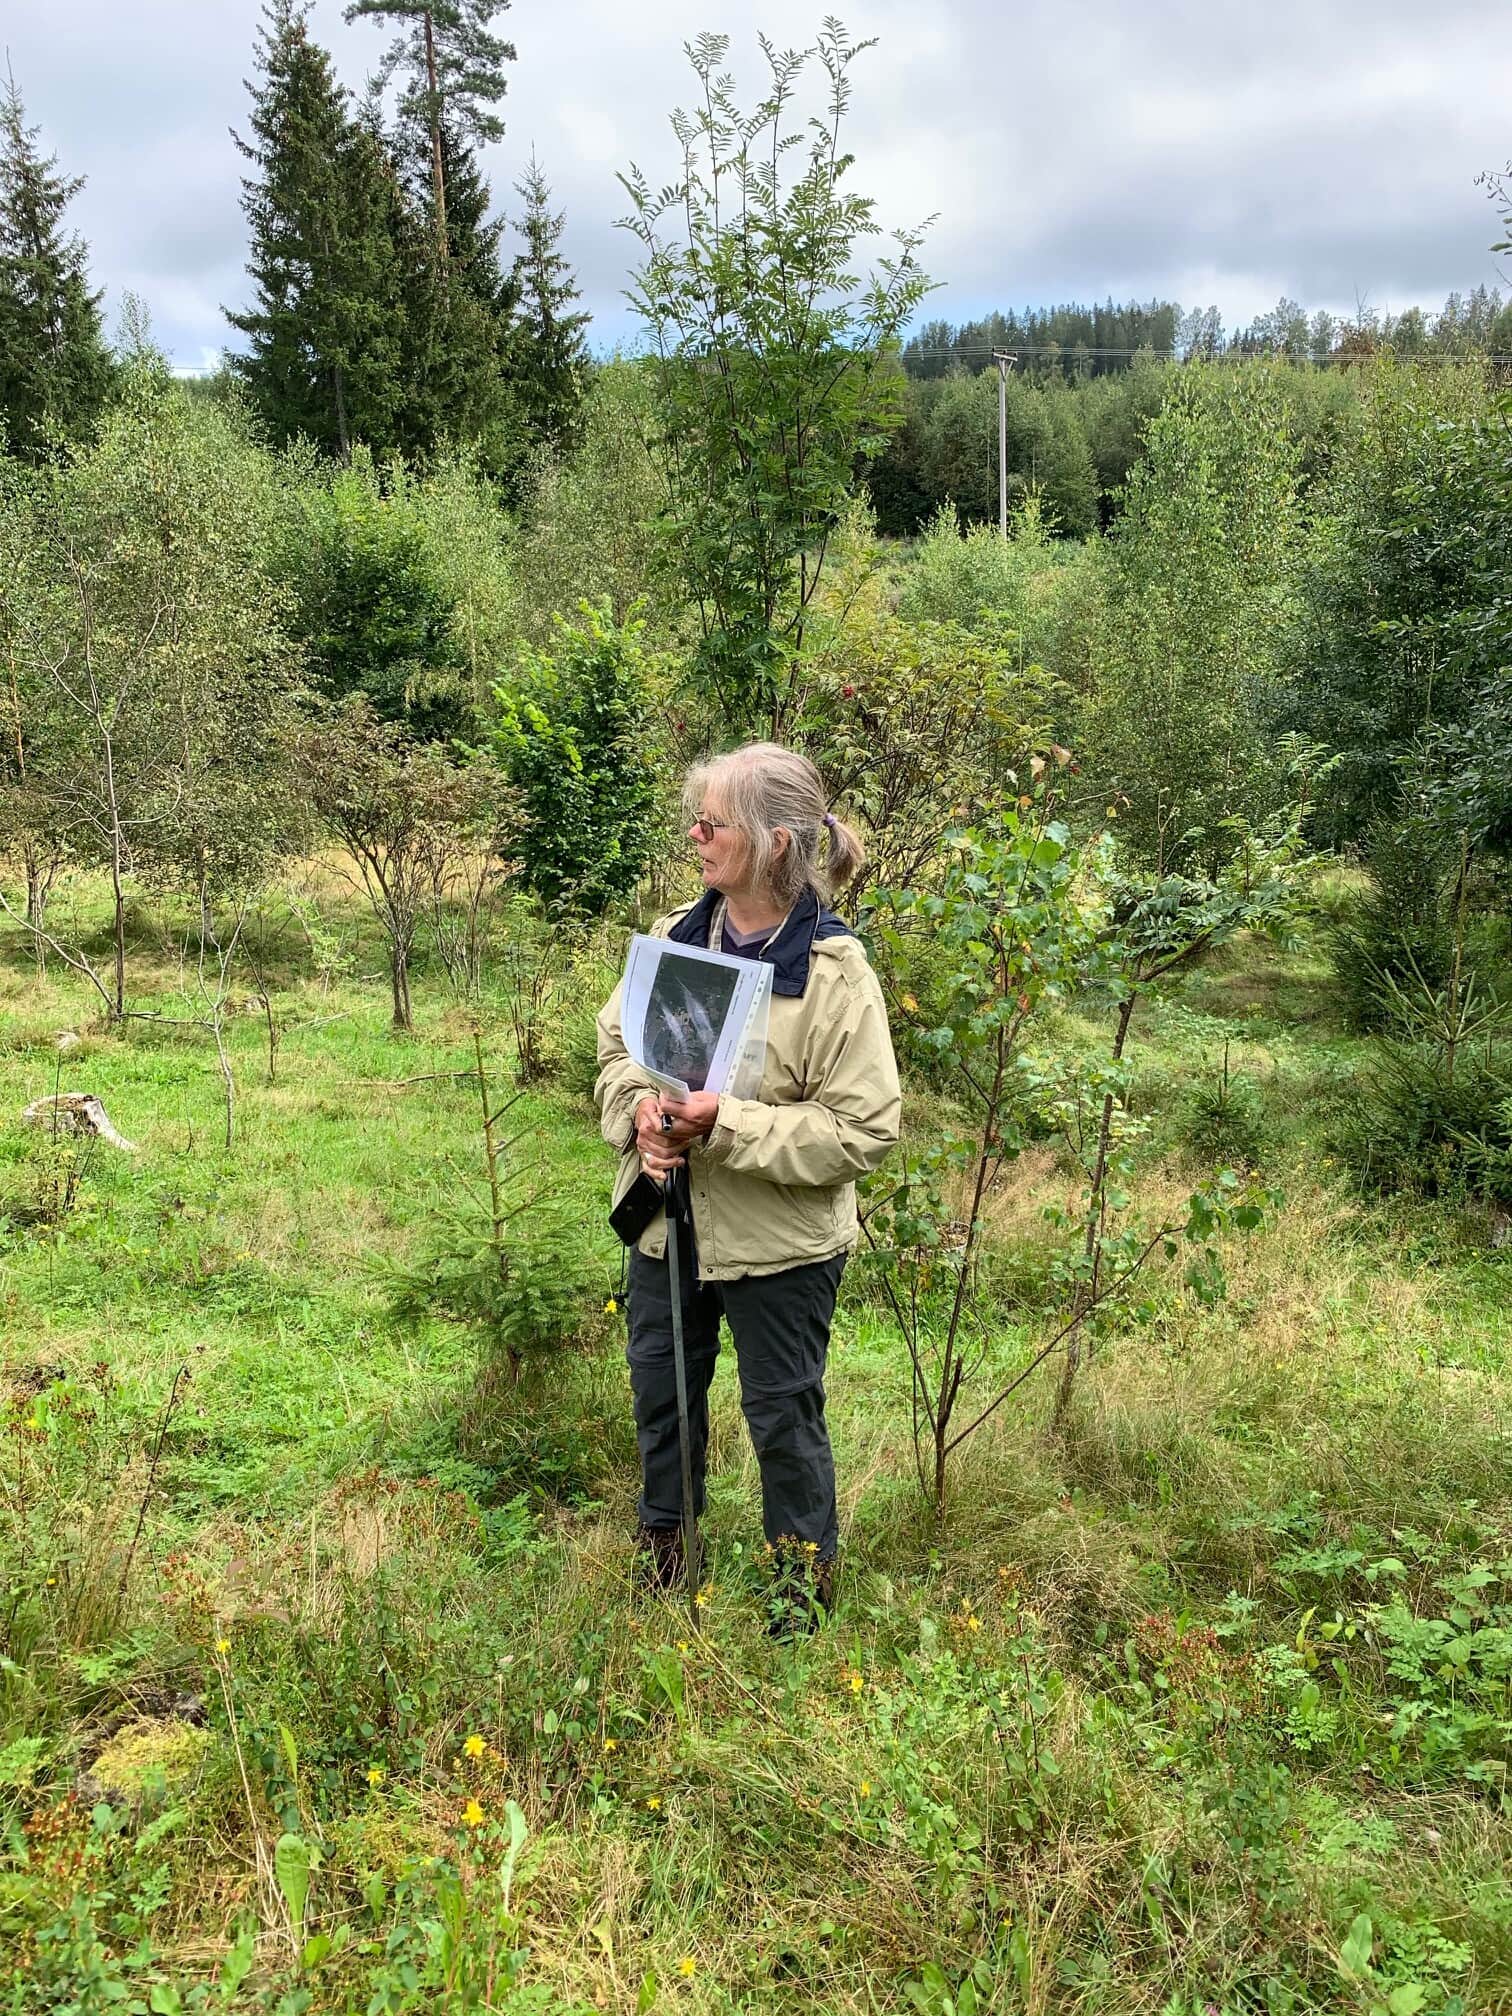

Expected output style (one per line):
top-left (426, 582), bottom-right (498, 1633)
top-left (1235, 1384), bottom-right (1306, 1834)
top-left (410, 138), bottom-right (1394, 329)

top-left (691, 815), bottom-right (732, 843)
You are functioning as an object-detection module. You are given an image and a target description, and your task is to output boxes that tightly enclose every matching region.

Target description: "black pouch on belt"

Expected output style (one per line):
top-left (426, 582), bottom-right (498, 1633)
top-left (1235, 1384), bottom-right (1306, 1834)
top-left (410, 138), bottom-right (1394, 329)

top-left (609, 1171), bottom-right (664, 1246)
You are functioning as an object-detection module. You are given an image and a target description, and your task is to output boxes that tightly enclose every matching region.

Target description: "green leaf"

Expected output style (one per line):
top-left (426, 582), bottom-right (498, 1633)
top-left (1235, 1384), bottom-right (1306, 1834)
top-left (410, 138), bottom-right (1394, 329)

top-left (636, 1971), bottom-right (659, 2013)
top-left (1338, 1912), bottom-right (1373, 1980)
top-left (275, 1831), bottom-right (313, 1934)
top-left (501, 1797), bottom-right (530, 1911)
top-left (217, 1925), bottom-right (256, 2000)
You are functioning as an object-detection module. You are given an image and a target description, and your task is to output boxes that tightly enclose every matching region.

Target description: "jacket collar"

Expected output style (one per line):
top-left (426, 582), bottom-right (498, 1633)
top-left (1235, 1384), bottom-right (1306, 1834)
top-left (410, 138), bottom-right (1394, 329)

top-left (666, 886), bottom-right (849, 998)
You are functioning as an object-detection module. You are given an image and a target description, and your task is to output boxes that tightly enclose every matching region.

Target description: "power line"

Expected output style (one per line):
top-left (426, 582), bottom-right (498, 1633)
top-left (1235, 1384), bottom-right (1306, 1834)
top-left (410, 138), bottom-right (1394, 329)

top-left (904, 342), bottom-right (1512, 366)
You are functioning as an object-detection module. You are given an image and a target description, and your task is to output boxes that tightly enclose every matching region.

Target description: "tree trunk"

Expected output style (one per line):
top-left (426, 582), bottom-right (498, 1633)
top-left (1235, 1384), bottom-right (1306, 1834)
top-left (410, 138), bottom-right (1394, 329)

top-left (99, 708), bottom-right (127, 1020)
top-left (332, 361), bottom-right (350, 462)
top-left (111, 858), bottom-right (126, 1021)
top-left (24, 849), bottom-right (48, 976)
top-left (390, 943), bottom-right (413, 1031)
top-left (199, 879), bottom-right (237, 1150)
top-left (423, 9), bottom-right (448, 258)
top-left (1054, 989), bottom-right (1139, 1431)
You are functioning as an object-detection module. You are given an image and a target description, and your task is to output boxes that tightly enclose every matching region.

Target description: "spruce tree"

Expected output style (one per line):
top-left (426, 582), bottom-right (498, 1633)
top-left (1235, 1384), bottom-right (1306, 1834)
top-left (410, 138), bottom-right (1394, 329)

top-left (342, 1), bottom-right (514, 259)
top-left (511, 153), bottom-right (589, 458)
top-left (388, 121), bottom-right (518, 475)
top-left (0, 68), bottom-right (112, 461)
top-left (439, 122), bottom-right (516, 321)
top-left (227, 1), bottom-right (407, 458)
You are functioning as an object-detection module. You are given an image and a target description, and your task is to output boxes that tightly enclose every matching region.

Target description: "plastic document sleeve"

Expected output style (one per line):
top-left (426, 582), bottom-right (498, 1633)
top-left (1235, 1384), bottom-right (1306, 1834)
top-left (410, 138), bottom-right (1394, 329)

top-left (619, 934), bottom-right (774, 1101)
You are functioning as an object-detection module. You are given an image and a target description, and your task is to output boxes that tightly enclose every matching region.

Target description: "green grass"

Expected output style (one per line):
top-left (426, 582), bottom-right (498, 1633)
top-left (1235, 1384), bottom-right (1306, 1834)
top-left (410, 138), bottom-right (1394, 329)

top-left (2, 889), bottom-right (1510, 2014)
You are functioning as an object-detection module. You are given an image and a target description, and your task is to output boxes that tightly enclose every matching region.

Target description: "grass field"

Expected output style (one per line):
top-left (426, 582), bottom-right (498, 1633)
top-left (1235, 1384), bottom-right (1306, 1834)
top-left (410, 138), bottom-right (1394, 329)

top-left (2, 880), bottom-right (1510, 2015)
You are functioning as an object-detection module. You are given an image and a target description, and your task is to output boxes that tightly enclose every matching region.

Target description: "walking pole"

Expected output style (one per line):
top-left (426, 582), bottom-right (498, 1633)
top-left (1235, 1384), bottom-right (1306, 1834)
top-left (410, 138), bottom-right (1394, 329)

top-left (662, 1171), bottom-right (701, 1621)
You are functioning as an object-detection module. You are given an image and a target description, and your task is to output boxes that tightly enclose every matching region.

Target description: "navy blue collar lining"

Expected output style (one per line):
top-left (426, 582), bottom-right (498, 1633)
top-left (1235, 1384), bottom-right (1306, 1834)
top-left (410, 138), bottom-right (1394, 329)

top-left (666, 886), bottom-right (849, 997)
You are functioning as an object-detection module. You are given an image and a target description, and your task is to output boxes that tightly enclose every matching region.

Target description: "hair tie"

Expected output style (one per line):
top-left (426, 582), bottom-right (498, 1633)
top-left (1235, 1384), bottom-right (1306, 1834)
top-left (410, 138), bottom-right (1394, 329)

top-left (823, 812), bottom-right (837, 830)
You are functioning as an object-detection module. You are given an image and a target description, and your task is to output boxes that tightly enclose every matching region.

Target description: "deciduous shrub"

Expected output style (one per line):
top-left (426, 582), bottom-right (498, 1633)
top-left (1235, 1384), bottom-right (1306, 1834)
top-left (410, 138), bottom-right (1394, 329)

top-left (494, 602), bottom-right (660, 916)
top-left (894, 494), bottom-right (1066, 636)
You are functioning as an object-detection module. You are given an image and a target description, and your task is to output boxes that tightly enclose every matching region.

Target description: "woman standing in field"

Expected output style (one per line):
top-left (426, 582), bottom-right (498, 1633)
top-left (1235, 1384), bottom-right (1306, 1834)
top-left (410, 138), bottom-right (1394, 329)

top-left (595, 743), bottom-right (901, 1630)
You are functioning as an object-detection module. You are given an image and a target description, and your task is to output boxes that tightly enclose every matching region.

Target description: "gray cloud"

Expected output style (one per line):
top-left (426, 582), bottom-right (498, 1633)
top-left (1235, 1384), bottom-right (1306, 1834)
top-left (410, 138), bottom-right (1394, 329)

top-left (4, 0), bottom-right (1507, 367)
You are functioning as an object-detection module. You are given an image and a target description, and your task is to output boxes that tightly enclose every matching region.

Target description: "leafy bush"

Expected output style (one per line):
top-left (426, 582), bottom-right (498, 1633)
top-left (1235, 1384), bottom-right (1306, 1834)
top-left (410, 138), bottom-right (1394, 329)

top-left (494, 602), bottom-right (660, 916)
top-left (511, 360), bottom-right (668, 646)
top-left (1369, 1567), bottom-right (1512, 1795)
top-left (1077, 366), bottom-right (1302, 877)
top-left (800, 600), bottom-right (1049, 903)
top-left (1283, 356), bottom-right (1505, 851)
top-left (894, 495), bottom-right (1065, 635)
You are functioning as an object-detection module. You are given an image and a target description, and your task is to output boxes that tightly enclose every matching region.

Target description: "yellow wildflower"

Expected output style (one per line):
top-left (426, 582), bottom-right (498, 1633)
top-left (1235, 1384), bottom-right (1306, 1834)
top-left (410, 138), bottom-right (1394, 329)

top-left (462, 1798), bottom-right (485, 1828)
top-left (214, 1637), bottom-right (231, 1655)
top-left (603, 1738), bottom-right (618, 1754)
top-left (677, 1957), bottom-right (696, 1978)
top-left (966, 1614), bottom-right (981, 1634)
top-left (646, 1795), bottom-right (661, 1811)
top-left (850, 1672), bottom-right (863, 1694)
top-left (604, 1298), bottom-right (618, 1316)
top-left (860, 1779), bottom-right (872, 1797)
top-left (366, 1766), bottom-right (384, 1788)
top-left (463, 1734), bottom-right (485, 1759)
top-left (677, 1639), bottom-right (690, 1655)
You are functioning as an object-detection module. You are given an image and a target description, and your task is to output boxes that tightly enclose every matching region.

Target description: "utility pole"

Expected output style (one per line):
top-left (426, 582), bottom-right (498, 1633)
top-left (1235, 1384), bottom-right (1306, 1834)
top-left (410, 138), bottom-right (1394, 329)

top-left (992, 350), bottom-right (1016, 539)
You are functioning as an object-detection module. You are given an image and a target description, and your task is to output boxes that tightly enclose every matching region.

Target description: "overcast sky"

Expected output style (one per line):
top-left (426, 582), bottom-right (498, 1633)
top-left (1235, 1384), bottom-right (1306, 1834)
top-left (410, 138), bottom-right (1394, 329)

top-left (6, 0), bottom-right (1509, 370)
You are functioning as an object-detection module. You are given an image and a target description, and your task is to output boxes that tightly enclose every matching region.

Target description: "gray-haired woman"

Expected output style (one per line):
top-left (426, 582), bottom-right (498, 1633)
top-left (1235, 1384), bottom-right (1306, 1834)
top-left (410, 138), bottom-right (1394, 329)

top-left (595, 742), bottom-right (901, 1628)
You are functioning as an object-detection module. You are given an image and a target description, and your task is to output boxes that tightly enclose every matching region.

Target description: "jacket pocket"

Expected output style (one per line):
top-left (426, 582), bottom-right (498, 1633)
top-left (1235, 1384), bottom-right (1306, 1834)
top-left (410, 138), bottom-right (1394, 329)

top-left (773, 1180), bottom-right (843, 1248)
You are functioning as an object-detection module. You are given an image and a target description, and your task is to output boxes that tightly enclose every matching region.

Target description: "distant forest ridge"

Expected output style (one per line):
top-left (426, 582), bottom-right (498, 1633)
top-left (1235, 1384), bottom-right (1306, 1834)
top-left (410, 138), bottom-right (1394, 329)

top-left (903, 286), bottom-right (1512, 375)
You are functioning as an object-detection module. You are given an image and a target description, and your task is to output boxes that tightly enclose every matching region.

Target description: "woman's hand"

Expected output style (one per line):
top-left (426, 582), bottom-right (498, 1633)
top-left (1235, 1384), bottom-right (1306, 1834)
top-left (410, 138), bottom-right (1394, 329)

top-left (634, 1095), bottom-right (679, 1177)
top-left (659, 1092), bottom-right (720, 1140)
top-left (634, 1092), bottom-right (719, 1178)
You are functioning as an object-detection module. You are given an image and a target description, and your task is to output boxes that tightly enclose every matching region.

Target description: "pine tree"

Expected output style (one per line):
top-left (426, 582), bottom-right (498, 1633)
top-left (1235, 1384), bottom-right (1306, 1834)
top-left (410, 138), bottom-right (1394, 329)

top-left (0, 68), bottom-right (113, 461)
top-left (342, 1), bottom-right (514, 259)
top-left (227, 1), bottom-right (407, 458)
top-left (510, 153), bottom-right (589, 458)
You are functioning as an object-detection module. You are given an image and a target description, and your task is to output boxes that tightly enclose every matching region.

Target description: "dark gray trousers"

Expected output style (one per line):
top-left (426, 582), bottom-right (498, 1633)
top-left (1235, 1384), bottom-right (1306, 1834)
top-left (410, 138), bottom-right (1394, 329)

top-left (626, 1225), bottom-right (845, 1560)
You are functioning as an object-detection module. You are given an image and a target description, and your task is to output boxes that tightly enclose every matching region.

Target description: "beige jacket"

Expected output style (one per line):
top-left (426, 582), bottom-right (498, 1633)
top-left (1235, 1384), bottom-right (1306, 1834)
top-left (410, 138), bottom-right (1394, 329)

top-left (594, 899), bottom-right (902, 1280)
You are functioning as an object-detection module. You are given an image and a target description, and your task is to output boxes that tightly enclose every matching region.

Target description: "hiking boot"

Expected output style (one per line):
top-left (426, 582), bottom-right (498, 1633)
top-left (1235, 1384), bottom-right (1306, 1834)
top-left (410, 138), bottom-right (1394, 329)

top-left (635, 1523), bottom-right (688, 1593)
